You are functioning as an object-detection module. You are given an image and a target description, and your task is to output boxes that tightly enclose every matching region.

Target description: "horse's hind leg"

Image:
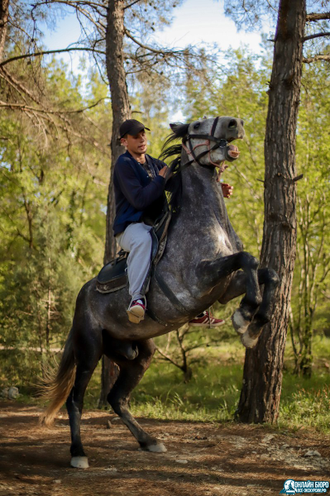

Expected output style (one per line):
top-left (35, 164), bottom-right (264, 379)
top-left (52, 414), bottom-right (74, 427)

top-left (66, 334), bottom-right (101, 469)
top-left (218, 267), bottom-right (279, 348)
top-left (199, 251), bottom-right (262, 333)
top-left (241, 267), bottom-right (279, 348)
top-left (108, 338), bottom-right (166, 453)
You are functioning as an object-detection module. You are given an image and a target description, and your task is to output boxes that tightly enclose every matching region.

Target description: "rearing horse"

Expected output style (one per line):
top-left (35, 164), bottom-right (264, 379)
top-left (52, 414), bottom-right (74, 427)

top-left (42, 116), bottom-right (279, 469)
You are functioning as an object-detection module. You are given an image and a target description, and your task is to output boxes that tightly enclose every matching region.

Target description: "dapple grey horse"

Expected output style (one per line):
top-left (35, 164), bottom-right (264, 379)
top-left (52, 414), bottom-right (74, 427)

top-left (42, 116), bottom-right (278, 468)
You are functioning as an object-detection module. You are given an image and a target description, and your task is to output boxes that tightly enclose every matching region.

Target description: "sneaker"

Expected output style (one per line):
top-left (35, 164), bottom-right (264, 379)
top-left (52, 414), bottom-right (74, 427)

top-left (127, 299), bottom-right (145, 324)
top-left (189, 311), bottom-right (225, 328)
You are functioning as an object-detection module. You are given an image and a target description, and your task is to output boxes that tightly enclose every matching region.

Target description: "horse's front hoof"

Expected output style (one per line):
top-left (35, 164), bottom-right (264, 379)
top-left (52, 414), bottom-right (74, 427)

top-left (71, 456), bottom-right (89, 469)
top-left (241, 331), bottom-right (258, 349)
top-left (140, 442), bottom-right (167, 453)
top-left (232, 310), bottom-right (249, 335)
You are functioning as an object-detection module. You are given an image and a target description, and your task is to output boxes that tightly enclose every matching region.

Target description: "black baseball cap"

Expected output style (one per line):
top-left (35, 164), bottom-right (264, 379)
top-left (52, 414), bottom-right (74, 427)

top-left (119, 119), bottom-right (150, 139)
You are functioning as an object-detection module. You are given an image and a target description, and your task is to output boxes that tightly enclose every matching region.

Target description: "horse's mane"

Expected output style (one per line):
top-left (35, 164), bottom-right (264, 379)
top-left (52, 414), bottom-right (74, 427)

top-left (159, 123), bottom-right (189, 213)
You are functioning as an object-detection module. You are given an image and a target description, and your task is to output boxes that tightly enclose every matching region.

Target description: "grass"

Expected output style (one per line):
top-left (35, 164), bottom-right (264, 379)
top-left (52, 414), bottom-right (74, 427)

top-left (279, 385), bottom-right (330, 432)
top-left (133, 336), bottom-right (330, 431)
top-left (279, 335), bottom-right (330, 432)
top-left (130, 360), bottom-right (243, 422)
top-left (5, 335), bottom-right (330, 433)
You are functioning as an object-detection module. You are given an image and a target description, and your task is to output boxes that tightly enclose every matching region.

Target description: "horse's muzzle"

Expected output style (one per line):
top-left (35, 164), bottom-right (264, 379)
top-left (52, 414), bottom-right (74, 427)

top-left (226, 144), bottom-right (240, 161)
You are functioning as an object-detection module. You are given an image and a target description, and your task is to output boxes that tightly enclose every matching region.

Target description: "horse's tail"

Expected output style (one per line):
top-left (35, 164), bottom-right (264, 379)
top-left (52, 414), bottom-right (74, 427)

top-left (40, 330), bottom-right (76, 427)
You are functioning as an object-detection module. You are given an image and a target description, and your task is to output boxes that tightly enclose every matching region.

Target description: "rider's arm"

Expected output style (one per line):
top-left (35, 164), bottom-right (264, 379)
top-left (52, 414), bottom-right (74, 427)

top-left (115, 156), bottom-right (166, 211)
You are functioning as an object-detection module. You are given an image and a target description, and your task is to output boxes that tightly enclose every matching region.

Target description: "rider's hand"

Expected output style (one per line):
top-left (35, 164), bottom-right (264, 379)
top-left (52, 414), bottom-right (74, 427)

top-left (221, 183), bottom-right (234, 198)
top-left (158, 166), bottom-right (171, 180)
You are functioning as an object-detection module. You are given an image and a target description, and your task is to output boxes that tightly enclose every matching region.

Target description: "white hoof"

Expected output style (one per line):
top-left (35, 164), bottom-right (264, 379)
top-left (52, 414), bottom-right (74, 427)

top-left (241, 331), bottom-right (258, 349)
top-left (145, 443), bottom-right (167, 453)
top-left (232, 310), bottom-right (249, 335)
top-left (71, 456), bottom-right (89, 469)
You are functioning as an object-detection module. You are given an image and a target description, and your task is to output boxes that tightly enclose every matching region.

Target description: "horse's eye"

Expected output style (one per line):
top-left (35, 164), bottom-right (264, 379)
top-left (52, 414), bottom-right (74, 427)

top-left (193, 122), bottom-right (201, 129)
top-left (228, 119), bottom-right (237, 129)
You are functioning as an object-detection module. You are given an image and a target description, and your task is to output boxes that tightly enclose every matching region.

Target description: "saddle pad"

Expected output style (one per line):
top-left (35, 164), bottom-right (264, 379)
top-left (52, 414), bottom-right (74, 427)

top-left (96, 256), bottom-right (128, 294)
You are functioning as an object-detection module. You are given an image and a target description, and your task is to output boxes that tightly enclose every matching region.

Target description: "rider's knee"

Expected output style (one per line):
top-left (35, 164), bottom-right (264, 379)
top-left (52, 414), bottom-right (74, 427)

top-left (131, 232), bottom-right (152, 252)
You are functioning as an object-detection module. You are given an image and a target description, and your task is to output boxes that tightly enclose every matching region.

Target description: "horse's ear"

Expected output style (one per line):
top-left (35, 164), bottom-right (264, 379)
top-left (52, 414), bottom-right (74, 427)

top-left (169, 122), bottom-right (189, 138)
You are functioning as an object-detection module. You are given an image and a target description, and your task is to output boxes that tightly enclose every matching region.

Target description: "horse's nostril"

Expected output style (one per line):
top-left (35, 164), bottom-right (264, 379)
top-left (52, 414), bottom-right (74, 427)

top-left (241, 120), bottom-right (244, 127)
top-left (228, 119), bottom-right (237, 129)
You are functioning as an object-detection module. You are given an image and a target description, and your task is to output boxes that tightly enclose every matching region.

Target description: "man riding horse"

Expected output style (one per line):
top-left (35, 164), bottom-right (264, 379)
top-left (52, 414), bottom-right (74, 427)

top-left (41, 116), bottom-right (279, 469)
top-left (114, 118), bottom-right (231, 326)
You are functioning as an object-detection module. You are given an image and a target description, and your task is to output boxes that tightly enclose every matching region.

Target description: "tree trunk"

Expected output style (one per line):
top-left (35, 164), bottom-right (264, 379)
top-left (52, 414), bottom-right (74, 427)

top-left (98, 0), bottom-right (131, 408)
top-left (0, 0), bottom-right (9, 62)
top-left (98, 356), bottom-right (120, 408)
top-left (237, 0), bottom-right (306, 423)
top-left (104, 0), bottom-right (131, 265)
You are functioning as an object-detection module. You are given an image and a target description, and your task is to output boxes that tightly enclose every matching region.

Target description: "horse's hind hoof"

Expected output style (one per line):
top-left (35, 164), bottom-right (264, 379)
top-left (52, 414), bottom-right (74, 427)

top-left (241, 331), bottom-right (258, 349)
top-left (232, 310), bottom-right (249, 335)
top-left (140, 442), bottom-right (167, 453)
top-left (71, 456), bottom-right (89, 469)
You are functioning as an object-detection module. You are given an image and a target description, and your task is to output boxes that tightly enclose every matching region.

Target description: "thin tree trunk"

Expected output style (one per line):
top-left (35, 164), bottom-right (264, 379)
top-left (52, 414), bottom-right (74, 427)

top-left (104, 0), bottom-right (130, 265)
top-left (46, 285), bottom-right (51, 348)
top-left (98, 357), bottom-right (120, 408)
top-left (237, 0), bottom-right (306, 423)
top-left (0, 0), bottom-right (9, 62)
top-left (99, 0), bottom-right (131, 408)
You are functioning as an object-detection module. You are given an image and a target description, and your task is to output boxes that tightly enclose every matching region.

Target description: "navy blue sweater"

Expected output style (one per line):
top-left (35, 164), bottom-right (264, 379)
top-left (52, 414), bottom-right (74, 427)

top-left (113, 151), bottom-right (166, 236)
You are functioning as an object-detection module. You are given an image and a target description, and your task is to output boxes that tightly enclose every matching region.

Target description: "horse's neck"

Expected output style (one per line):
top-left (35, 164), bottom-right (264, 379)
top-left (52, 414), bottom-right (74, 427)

top-left (177, 155), bottom-right (243, 251)
top-left (181, 162), bottom-right (228, 224)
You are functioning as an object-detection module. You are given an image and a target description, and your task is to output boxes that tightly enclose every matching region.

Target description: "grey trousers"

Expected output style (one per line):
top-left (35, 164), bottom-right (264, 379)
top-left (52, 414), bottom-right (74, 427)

top-left (116, 222), bottom-right (152, 303)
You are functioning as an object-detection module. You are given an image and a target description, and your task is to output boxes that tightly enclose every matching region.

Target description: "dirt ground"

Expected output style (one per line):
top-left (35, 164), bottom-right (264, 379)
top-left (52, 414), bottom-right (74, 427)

top-left (0, 401), bottom-right (329, 496)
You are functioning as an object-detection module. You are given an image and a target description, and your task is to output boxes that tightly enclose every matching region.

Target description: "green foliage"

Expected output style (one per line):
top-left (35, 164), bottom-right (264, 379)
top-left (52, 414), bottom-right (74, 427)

top-left (0, 211), bottom-right (82, 343)
top-left (289, 60), bottom-right (330, 376)
top-left (0, 59), bottom-right (110, 383)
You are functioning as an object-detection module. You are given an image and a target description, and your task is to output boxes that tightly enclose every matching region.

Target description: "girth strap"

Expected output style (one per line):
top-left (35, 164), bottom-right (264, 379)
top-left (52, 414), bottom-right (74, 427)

top-left (147, 269), bottom-right (189, 327)
top-left (154, 271), bottom-right (189, 315)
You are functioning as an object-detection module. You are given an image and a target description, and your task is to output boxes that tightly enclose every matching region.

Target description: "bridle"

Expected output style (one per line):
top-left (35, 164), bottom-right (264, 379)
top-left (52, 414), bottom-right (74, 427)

top-left (181, 116), bottom-right (228, 170)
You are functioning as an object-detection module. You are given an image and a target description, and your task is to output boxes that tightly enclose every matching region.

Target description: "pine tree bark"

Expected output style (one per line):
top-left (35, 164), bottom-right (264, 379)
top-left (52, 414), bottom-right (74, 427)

top-left (0, 0), bottom-right (9, 62)
top-left (104, 0), bottom-right (131, 265)
top-left (99, 0), bottom-right (131, 408)
top-left (237, 0), bottom-right (306, 423)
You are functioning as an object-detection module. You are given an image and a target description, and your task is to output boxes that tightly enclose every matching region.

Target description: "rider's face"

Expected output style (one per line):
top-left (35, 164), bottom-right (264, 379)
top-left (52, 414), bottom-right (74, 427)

top-left (121, 131), bottom-right (147, 157)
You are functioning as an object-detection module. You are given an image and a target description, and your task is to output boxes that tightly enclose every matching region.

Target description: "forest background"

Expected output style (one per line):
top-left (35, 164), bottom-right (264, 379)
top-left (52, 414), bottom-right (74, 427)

top-left (0, 0), bottom-right (329, 430)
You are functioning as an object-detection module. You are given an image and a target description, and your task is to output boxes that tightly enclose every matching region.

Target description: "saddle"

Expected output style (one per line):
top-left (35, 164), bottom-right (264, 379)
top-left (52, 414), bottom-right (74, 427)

top-left (96, 210), bottom-right (171, 294)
